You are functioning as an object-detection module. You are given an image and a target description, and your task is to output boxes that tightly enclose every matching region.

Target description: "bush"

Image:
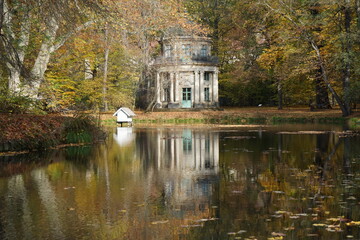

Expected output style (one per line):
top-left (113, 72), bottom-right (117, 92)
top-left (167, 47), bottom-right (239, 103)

top-left (0, 94), bottom-right (37, 114)
top-left (62, 114), bottom-right (105, 144)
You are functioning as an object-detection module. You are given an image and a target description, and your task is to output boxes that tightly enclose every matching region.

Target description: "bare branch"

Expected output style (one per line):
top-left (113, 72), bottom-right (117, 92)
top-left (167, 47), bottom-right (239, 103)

top-left (50, 20), bottom-right (94, 53)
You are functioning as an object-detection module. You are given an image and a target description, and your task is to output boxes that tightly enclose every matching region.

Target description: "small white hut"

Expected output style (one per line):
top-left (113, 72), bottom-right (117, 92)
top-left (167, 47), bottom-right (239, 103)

top-left (113, 107), bottom-right (136, 126)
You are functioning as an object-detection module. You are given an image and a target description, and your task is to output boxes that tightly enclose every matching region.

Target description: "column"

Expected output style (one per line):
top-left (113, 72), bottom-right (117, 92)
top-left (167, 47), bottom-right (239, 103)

top-left (170, 72), bottom-right (174, 103)
top-left (213, 70), bottom-right (219, 103)
top-left (161, 73), bottom-right (165, 102)
top-left (156, 72), bottom-right (161, 104)
top-left (194, 70), bottom-right (199, 104)
top-left (174, 72), bottom-right (179, 102)
top-left (200, 71), bottom-right (204, 103)
top-left (209, 73), bottom-right (212, 102)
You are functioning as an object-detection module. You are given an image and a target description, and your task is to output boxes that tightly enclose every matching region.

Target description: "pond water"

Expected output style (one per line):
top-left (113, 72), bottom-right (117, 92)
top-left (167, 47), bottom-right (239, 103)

top-left (0, 124), bottom-right (360, 240)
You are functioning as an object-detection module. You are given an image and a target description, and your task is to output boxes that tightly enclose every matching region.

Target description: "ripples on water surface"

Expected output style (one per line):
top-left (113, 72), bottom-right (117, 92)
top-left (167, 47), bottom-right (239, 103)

top-left (0, 124), bottom-right (360, 240)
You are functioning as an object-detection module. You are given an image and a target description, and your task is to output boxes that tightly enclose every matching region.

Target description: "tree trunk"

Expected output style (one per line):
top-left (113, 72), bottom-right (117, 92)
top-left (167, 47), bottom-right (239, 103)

top-left (0, 0), bottom-right (3, 31)
top-left (102, 24), bottom-right (109, 112)
top-left (277, 79), bottom-right (282, 110)
top-left (2, 0), bottom-right (31, 93)
top-left (310, 41), bottom-right (350, 116)
top-left (315, 68), bottom-right (331, 109)
top-left (356, 0), bottom-right (360, 30)
top-left (309, 2), bottom-right (331, 109)
top-left (25, 16), bottom-right (59, 99)
top-left (343, 0), bottom-right (352, 115)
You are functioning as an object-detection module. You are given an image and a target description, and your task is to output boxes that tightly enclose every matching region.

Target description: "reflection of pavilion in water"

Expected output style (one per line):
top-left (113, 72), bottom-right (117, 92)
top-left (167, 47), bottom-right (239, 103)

top-left (151, 128), bottom-right (220, 212)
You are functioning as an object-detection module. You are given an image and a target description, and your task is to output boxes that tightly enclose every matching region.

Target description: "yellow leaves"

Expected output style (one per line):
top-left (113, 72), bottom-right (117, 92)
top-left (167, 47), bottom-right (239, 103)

top-left (257, 46), bottom-right (285, 70)
top-left (346, 221), bottom-right (360, 226)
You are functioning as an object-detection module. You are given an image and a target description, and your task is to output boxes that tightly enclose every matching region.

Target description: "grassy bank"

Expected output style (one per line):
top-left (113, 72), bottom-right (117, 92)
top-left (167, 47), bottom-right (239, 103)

top-left (100, 107), bottom-right (360, 126)
top-left (0, 114), bottom-right (105, 153)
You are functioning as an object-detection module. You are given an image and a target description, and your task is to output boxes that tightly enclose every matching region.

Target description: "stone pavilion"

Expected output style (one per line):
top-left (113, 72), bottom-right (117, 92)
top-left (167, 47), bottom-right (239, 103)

top-left (153, 36), bottom-right (219, 109)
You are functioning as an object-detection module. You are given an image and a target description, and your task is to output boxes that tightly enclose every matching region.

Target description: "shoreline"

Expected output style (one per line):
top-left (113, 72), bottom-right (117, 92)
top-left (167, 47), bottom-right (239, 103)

top-left (1, 108), bottom-right (359, 154)
top-left (101, 107), bottom-right (360, 126)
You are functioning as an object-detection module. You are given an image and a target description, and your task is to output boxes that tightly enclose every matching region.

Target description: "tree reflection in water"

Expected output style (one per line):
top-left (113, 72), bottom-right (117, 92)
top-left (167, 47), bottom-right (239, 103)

top-left (0, 126), bottom-right (359, 239)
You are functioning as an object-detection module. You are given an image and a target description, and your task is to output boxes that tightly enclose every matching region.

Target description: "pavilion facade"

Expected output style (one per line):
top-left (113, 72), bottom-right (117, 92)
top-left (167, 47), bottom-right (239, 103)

top-left (153, 36), bottom-right (219, 109)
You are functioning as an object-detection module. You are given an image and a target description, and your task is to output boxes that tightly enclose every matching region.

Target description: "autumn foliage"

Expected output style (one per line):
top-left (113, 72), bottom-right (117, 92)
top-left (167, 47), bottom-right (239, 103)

top-left (0, 114), bottom-right (104, 152)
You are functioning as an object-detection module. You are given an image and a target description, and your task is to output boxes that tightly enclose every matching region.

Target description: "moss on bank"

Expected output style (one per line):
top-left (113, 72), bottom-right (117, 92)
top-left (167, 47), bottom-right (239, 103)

top-left (0, 114), bottom-right (105, 152)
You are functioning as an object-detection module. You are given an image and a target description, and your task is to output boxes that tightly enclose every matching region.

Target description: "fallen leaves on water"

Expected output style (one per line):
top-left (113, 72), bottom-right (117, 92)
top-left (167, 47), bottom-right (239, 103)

top-left (325, 225), bottom-right (343, 232)
top-left (307, 233), bottom-right (319, 237)
top-left (271, 232), bottom-right (286, 237)
top-left (346, 221), bottom-right (360, 226)
top-left (151, 220), bottom-right (169, 225)
top-left (313, 223), bottom-right (326, 227)
top-left (283, 226), bottom-right (295, 231)
top-left (181, 224), bottom-right (203, 228)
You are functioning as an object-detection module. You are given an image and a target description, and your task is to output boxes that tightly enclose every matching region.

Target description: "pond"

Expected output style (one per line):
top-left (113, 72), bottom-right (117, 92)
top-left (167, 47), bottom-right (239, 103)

top-left (0, 124), bottom-right (360, 240)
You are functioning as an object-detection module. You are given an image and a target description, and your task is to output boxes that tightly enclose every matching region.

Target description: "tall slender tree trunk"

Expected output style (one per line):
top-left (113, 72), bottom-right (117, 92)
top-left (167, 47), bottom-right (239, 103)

top-left (102, 24), bottom-right (109, 111)
top-left (343, 0), bottom-right (352, 115)
top-left (277, 79), bottom-right (282, 110)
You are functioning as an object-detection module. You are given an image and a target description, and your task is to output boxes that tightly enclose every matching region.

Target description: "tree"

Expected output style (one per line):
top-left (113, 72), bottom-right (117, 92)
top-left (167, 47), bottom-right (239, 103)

top-left (257, 0), bottom-right (357, 116)
top-left (1, 0), bottom-right (102, 98)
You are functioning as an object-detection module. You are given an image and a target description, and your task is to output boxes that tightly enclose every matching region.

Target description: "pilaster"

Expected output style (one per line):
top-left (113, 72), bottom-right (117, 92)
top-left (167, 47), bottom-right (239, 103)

top-left (170, 72), bottom-right (174, 103)
top-left (175, 72), bottom-right (179, 102)
top-left (213, 70), bottom-right (219, 104)
top-left (194, 70), bottom-right (199, 104)
top-left (156, 72), bottom-right (161, 104)
top-left (160, 72), bottom-right (165, 102)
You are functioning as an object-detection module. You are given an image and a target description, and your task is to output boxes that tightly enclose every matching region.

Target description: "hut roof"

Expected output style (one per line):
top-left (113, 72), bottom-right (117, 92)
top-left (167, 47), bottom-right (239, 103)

top-left (113, 107), bottom-right (136, 117)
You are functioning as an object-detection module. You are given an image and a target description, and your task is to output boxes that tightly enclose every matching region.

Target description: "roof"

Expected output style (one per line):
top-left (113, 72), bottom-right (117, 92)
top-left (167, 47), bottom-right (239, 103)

top-left (113, 107), bottom-right (136, 117)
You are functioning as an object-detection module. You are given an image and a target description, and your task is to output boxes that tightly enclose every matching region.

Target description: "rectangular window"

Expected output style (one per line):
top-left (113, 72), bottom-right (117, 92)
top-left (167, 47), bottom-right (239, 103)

top-left (182, 88), bottom-right (191, 101)
top-left (204, 88), bottom-right (210, 101)
top-left (164, 88), bottom-right (170, 102)
top-left (164, 45), bottom-right (171, 58)
top-left (204, 72), bottom-right (210, 81)
top-left (200, 45), bottom-right (208, 57)
top-left (182, 44), bottom-right (191, 56)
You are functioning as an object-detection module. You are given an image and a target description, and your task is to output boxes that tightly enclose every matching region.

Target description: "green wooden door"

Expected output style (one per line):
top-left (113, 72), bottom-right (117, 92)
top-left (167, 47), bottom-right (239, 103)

top-left (182, 88), bottom-right (192, 108)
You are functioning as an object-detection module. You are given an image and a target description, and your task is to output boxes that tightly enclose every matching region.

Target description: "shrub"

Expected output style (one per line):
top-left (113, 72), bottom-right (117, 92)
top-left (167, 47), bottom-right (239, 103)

top-left (62, 114), bottom-right (105, 144)
top-left (0, 94), bottom-right (38, 114)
